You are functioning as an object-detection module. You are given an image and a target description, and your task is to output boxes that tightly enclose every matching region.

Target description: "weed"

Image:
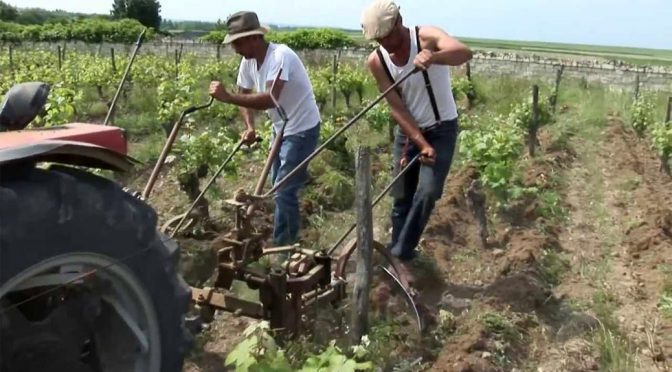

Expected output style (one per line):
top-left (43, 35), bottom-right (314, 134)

top-left (436, 310), bottom-right (457, 336)
top-left (592, 290), bottom-right (618, 325)
top-left (536, 190), bottom-right (567, 223)
top-left (452, 248), bottom-right (478, 263)
top-left (658, 265), bottom-right (672, 318)
top-left (589, 290), bottom-right (637, 371)
top-left (658, 293), bottom-right (672, 318)
top-left (593, 321), bottom-right (636, 372)
top-left (547, 126), bottom-right (576, 153)
top-left (482, 312), bottom-right (522, 344)
top-left (540, 249), bottom-right (570, 286)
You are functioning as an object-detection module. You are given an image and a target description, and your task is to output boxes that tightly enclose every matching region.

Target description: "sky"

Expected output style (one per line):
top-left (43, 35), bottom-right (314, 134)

top-left (7, 0), bottom-right (672, 50)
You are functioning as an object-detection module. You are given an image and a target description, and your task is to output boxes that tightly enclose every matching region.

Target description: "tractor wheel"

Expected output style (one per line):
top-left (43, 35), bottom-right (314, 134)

top-left (0, 164), bottom-right (192, 372)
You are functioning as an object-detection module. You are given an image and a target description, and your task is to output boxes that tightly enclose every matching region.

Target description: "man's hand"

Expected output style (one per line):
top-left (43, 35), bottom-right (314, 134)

top-left (241, 128), bottom-right (257, 145)
top-left (413, 49), bottom-right (434, 70)
top-left (411, 132), bottom-right (436, 165)
top-left (419, 143), bottom-right (436, 165)
top-left (209, 81), bottom-right (231, 103)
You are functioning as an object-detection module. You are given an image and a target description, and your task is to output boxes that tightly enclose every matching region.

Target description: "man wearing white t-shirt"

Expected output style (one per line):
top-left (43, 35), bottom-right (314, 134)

top-left (209, 11), bottom-right (321, 248)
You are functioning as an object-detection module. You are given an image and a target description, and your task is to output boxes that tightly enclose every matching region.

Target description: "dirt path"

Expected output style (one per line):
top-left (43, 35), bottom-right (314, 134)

top-left (420, 110), bottom-right (671, 372)
top-left (538, 117), bottom-right (672, 371)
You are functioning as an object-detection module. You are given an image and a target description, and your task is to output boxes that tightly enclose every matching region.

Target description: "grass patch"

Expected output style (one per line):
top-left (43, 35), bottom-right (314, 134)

top-left (128, 131), bottom-right (166, 164)
top-left (589, 289), bottom-right (637, 371)
top-left (452, 248), bottom-right (478, 263)
top-left (592, 290), bottom-right (619, 330)
top-left (482, 311), bottom-right (523, 344)
top-left (479, 310), bottom-right (531, 369)
top-left (471, 75), bottom-right (551, 116)
top-left (116, 111), bottom-right (164, 137)
top-left (593, 322), bottom-right (637, 372)
top-left (535, 189), bottom-right (567, 223)
top-left (659, 264), bottom-right (672, 318)
top-left (659, 293), bottom-right (672, 318)
top-left (577, 254), bottom-right (611, 283)
top-left (547, 126), bottom-right (576, 154)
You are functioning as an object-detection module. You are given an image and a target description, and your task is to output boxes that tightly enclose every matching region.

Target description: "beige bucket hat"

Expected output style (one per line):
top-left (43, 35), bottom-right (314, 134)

top-left (360, 0), bottom-right (401, 40)
top-left (223, 11), bottom-right (270, 44)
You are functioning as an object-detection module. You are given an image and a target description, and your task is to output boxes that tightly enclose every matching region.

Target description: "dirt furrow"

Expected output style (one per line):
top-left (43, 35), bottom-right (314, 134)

top-left (540, 118), bottom-right (672, 371)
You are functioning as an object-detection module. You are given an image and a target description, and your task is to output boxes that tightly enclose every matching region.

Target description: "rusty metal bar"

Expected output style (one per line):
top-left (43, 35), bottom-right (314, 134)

top-left (247, 69), bottom-right (289, 217)
top-left (268, 268), bottom-right (289, 333)
top-left (262, 245), bottom-right (299, 255)
top-left (191, 287), bottom-right (264, 318)
top-left (286, 264), bottom-right (328, 293)
top-left (327, 154), bottom-right (421, 255)
top-left (170, 139), bottom-right (246, 237)
top-left (303, 288), bottom-right (340, 308)
top-left (104, 28), bottom-right (146, 126)
top-left (142, 97), bottom-right (215, 199)
top-left (261, 67), bottom-right (420, 198)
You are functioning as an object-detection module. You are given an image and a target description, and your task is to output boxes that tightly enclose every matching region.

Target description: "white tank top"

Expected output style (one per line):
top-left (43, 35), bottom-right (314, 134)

top-left (378, 26), bottom-right (458, 128)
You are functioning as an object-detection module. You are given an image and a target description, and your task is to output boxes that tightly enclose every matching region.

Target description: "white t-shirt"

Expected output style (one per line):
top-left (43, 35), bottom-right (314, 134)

top-left (236, 43), bottom-right (321, 136)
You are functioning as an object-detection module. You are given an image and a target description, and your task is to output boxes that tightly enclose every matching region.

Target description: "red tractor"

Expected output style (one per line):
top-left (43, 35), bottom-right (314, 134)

top-left (0, 82), bottom-right (191, 372)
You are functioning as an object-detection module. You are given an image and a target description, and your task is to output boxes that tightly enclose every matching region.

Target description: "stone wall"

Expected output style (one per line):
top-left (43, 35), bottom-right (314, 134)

top-left (461, 56), bottom-right (671, 92)
top-left (7, 41), bottom-right (672, 92)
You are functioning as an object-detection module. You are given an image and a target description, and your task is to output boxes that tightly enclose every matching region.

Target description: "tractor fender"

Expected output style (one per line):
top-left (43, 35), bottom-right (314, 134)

top-left (0, 140), bottom-right (140, 172)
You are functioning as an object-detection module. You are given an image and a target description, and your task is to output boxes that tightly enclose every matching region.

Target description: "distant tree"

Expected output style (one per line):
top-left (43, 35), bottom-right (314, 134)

top-left (0, 1), bottom-right (18, 22)
top-left (111, 0), bottom-right (161, 29)
top-left (111, 0), bottom-right (127, 17)
top-left (160, 18), bottom-right (176, 29)
top-left (214, 18), bottom-right (226, 31)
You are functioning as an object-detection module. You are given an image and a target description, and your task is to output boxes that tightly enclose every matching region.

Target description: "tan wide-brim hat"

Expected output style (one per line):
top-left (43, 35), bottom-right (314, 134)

top-left (360, 0), bottom-right (400, 40)
top-left (222, 11), bottom-right (270, 44)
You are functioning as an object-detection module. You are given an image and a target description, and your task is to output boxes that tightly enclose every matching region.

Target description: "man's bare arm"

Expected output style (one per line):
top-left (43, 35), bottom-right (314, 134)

top-left (238, 87), bottom-right (255, 131)
top-left (210, 79), bottom-right (286, 110)
top-left (418, 26), bottom-right (472, 66)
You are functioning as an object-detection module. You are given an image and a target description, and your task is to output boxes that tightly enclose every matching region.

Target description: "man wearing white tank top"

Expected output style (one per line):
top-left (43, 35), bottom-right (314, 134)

top-left (361, 0), bottom-right (473, 282)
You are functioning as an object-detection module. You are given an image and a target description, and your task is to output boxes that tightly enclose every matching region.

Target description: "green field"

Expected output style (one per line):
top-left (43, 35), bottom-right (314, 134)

top-left (459, 37), bottom-right (672, 65)
top-left (343, 29), bottom-right (672, 66)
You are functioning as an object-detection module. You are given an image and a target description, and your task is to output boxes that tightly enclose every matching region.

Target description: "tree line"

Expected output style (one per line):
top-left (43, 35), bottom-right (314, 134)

top-left (0, 1), bottom-right (361, 48)
top-left (0, 0), bottom-right (161, 29)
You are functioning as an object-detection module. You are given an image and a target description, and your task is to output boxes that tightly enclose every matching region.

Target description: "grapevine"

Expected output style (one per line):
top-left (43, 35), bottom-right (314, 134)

top-left (507, 95), bottom-right (552, 131)
top-left (630, 93), bottom-right (655, 137)
top-left (308, 67), bottom-right (330, 109)
top-left (451, 77), bottom-right (473, 101)
top-left (334, 64), bottom-right (368, 108)
top-left (459, 113), bottom-right (525, 202)
top-left (651, 120), bottom-right (672, 175)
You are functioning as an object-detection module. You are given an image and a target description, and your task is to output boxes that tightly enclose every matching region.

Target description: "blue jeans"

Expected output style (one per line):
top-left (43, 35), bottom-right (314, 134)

top-left (389, 119), bottom-right (459, 261)
top-left (270, 123), bottom-right (320, 246)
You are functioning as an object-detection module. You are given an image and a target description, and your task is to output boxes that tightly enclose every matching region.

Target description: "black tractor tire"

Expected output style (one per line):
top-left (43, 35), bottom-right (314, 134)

top-left (0, 164), bottom-right (192, 372)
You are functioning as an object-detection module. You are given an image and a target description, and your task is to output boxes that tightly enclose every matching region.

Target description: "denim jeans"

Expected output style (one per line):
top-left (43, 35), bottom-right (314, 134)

top-left (270, 123), bottom-right (320, 246)
top-left (388, 119), bottom-right (459, 261)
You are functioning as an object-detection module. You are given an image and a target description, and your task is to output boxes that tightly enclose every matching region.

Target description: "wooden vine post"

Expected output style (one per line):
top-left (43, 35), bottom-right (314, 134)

top-left (350, 146), bottom-right (373, 344)
top-left (331, 53), bottom-right (339, 111)
top-left (529, 85), bottom-right (540, 157)
top-left (662, 97), bottom-right (672, 176)
top-left (551, 65), bottom-right (564, 113)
